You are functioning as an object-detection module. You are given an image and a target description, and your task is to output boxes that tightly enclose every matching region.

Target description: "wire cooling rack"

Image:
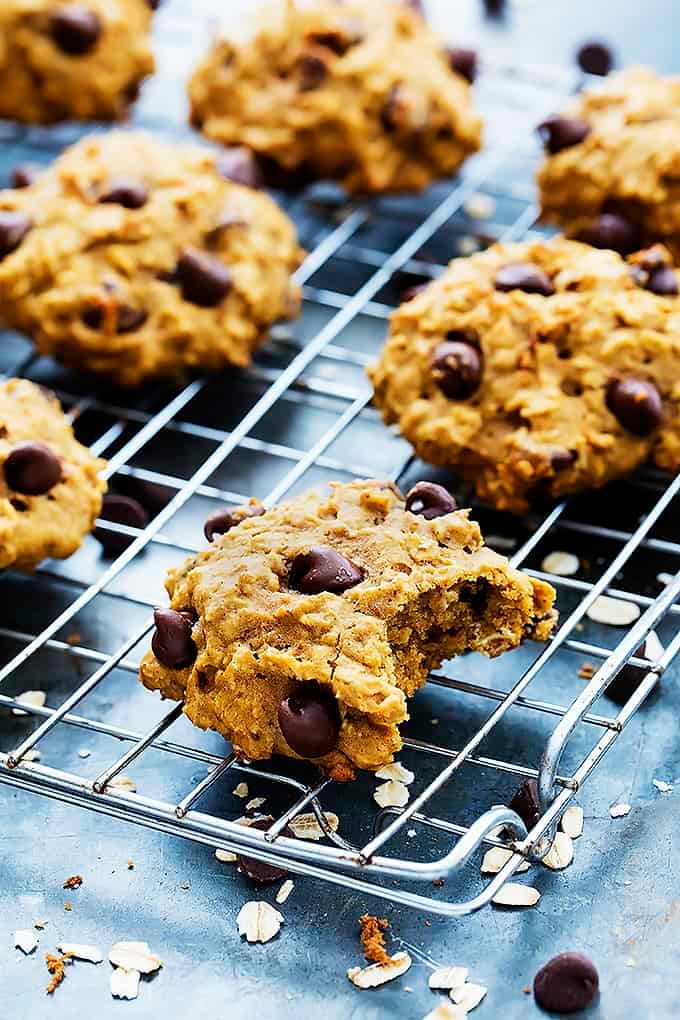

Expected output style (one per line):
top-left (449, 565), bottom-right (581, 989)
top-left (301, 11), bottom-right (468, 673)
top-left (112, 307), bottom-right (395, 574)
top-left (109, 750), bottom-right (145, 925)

top-left (1, 2), bottom-right (679, 917)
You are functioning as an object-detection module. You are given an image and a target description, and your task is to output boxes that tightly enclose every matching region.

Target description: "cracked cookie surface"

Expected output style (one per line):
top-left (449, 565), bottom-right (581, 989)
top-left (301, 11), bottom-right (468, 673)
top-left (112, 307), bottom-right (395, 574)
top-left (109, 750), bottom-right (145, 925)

top-left (139, 479), bottom-right (556, 779)
top-left (369, 238), bottom-right (680, 514)
top-left (0, 131), bottom-right (303, 386)
top-left (189, 1), bottom-right (481, 195)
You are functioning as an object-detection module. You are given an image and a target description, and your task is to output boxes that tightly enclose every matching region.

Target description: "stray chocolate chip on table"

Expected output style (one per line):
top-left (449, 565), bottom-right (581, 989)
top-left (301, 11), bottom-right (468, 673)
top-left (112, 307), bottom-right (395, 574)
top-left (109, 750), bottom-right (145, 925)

top-left (509, 777), bottom-right (541, 831)
top-left (576, 41), bottom-right (613, 77)
top-left (236, 818), bottom-right (294, 884)
top-left (533, 952), bottom-right (599, 1013)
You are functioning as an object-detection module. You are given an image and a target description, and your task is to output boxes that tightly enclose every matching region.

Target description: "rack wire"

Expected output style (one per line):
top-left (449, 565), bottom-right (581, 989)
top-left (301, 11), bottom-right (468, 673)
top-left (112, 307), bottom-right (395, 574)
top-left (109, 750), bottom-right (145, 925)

top-left (0, 2), bottom-right (678, 916)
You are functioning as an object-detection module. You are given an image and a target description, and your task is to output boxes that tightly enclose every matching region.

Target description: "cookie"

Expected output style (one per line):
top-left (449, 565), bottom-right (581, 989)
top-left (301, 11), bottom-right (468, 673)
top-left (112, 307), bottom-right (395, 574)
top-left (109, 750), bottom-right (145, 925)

top-left (537, 67), bottom-right (680, 258)
top-left (0, 378), bottom-right (106, 570)
top-left (0, 1), bottom-right (155, 124)
top-left (369, 238), bottom-right (680, 514)
top-left (188, 2), bottom-right (482, 195)
top-left (139, 479), bottom-right (556, 780)
top-left (0, 131), bottom-right (303, 386)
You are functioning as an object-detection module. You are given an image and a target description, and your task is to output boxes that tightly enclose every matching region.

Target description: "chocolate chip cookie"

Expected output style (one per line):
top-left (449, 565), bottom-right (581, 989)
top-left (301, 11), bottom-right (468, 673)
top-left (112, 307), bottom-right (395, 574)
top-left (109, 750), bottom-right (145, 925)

top-left (0, 1), bottom-right (155, 124)
top-left (537, 67), bottom-right (680, 258)
top-left (189, 2), bottom-right (482, 195)
top-left (0, 378), bottom-right (106, 570)
top-left (0, 131), bottom-right (303, 386)
top-left (369, 238), bottom-right (680, 514)
top-left (139, 479), bottom-right (556, 780)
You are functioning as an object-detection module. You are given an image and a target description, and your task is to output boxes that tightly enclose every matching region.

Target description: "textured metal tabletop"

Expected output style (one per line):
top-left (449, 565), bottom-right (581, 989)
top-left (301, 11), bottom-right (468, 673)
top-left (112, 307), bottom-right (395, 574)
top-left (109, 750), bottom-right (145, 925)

top-left (2, 1), bottom-right (680, 1018)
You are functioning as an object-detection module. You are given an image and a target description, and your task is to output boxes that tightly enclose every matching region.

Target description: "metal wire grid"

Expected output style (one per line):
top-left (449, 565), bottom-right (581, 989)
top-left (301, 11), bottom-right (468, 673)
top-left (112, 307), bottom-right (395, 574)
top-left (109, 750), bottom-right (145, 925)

top-left (0, 8), bottom-right (679, 915)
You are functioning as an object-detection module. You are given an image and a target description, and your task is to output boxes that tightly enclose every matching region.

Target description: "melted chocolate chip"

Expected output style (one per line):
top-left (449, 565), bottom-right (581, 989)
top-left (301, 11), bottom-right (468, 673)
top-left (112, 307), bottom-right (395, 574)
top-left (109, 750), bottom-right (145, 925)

top-left (289, 547), bottom-right (364, 595)
top-left (578, 213), bottom-right (638, 255)
top-left (216, 147), bottom-right (262, 188)
top-left (537, 115), bottom-right (591, 154)
top-left (576, 41), bottom-right (613, 76)
top-left (49, 5), bottom-right (102, 56)
top-left (3, 442), bottom-right (62, 496)
top-left (495, 262), bottom-right (555, 295)
top-left (151, 608), bottom-right (197, 669)
top-left (405, 481), bottom-right (457, 519)
top-left (606, 378), bottom-right (663, 436)
top-left (82, 302), bottom-right (147, 333)
top-left (447, 47), bottom-right (477, 83)
top-left (236, 817), bottom-right (294, 884)
top-left (278, 684), bottom-right (341, 758)
top-left (646, 265), bottom-right (678, 296)
top-left (551, 449), bottom-right (578, 472)
top-left (99, 178), bottom-right (149, 209)
top-left (509, 777), bottom-right (541, 831)
top-left (298, 54), bottom-right (328, 91)
top-left (533, 953), bottom-right (599, 1014)
top-left (309, 24), bottom-right (362, 56)
top-left (203, 503), bottom-right (265, 542)
top-left (176, 248), bottom-right (232, 307)
top-left (431, 340), bottom-right (482, 400)
top-left (0, 211), bottom-right (32, 259)
top-left (94, 494), bottom-right (149, 555)
top-left (10, 163), bottom-right (41, 189)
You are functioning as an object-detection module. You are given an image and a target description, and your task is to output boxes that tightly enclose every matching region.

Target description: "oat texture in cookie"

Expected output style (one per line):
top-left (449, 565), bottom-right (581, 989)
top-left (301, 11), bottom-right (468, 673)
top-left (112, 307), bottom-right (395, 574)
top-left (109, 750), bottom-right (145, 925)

top-left (0, 378), bottom-right (106, 571)
top-left (0, 132), bottom-right (303, 386)
top-left (537, 67), bottom-right (680, 260)
top-left (0, 1), bottom-right (155, 125)
top-left (189, 2), bottom-right (482, 195)
top-left (139, 479), bottom-right (556, 780)
top-left (369, 238), bottom-right (680, 514)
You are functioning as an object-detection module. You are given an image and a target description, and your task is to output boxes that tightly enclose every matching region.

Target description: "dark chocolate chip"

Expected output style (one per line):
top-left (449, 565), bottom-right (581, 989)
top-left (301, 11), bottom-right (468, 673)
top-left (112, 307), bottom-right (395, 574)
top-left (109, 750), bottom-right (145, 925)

top-left (401, 281), bottom-right (428, 302)
top-left (49, 5), bottom-right (102, 56)
top-left (289, 547), bottom-right (364, 595)
top-left (646, 266), bottom-right (679, 296)
top-left (533, 952), bottom-right (599, 1014)
top-left (94, 493), bottom-right (149, 556)
top-left (495, 262), bottom-right (555, 296)
top-left (537, 115), bottom-right (591, 154)
top-left (0, 211), bottom-right (32, 259)
top-left (278, 684), bottom-right (341, 758)
top-left (405, 481), bottom-right (457, 519)
top-left (606, 630), bottom-right (662, 705)
top-left (236, 817), bottom-right (294, 884)
top-left (509, 777), bottom-right (541, 831)
top-left (431, 340), bottom-right (482, 400)
top-left (216, 147), bottom-right (262, 188)
top-left (146, 0), bottom-right (162, 8)
top-left (99, 178), bottom-right (149, 209)
top-left (309, 25), bottom-right (363, 56)
top-left (551, 449), bottom-right (578, 472)
top-left (204, 503), bottom-right (266, 542)
top-left (176, 248), bottom-right (232, 307)
top-left (483, 0), bottom-right (505, 12)
top-left (447, 47), bottom-right (477, 84)
top-left (298, 54), bottom-right (328, 91)
top-left (606, 378), bottom-right (663, 436)
top-left (577, 41), bottom-right (613, 77)
top-left (578, 213), bottom-right (638, 255)
top-left (151, 608), bottom-right (197, 670)
top-left (10, 163), bottom-right (41, 189)
top-left (3, 442), bottom-right (62, 496)
top-left (82, 302), bottom-right (147, 333)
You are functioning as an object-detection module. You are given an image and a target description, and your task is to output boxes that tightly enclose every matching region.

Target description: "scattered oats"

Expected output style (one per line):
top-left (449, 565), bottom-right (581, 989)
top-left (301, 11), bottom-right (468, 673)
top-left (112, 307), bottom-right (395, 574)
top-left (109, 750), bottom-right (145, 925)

top-left (560, 805), bottom-right (584, 839)
top-left (610, 802), bottom-right (631, 818)
top-left (485, 534), bottom-right (517, 551)
top-left (288, 811), bottom-right (340, 841)
top-left (428, 965), bottom-right (469, 990)
top-left (407, 829), bottom-right (417, 838)
top-left (58, 943), bottom-right (103, 964)
top-left (23, 749), bottom-right (41, 762)
top-left (347, 951), bottom-right (412, 989)
top-left (110, 967), bottom-right (140, 1000)
top-left (653, 779), bottom-right (673, 793)
top-left (451, 981), bottom-right (488, 1010)
top-left (245, 797), bottom-right (267, 812)
top-left (276, 879), bottom-right (294, 904)
top-left (63, 875), bottom-right (83, 890)
top-left (578, 662), bottom-right (596, 679)
top-left (215, 848), bottom-right (238, 863)
top-left (108, 941), bottom-right (162, 974)
top-left (430, 718), bottom-right (439, 725)
top-left (375, 761), bottom-right (415, 785)
top-left (541, 551), bottom-right (579, 576)
top-left (457, 235), bottom-right (480, 256)
top-left (491, 883), bottom-right (541, 907)
top-left (543, 831), bottom-right (574, 870)
top-left (657, 572), bottom-right (674, 587)
top-left (587, 596), bottom-right (640, 627)
top-left (404, 986), bottom-right (413, 993)
top-left (464, 193), bottom-right (496, 219)
top-left (423, 1004), bottom-right (468, 1020)
top-left (374, 779), bottom-right (409, 808)
top-left (12, 690), bottom-right (46, 716)
top-left (237, 901), bottom-right (284, 944)
top-left (233, 782), bottom-right (249, 798)
top-left (108, 775), bottom-right (137, 793)
top-left (14, 929), bottom-right (39, 954)
top-left (78, 749), bottom-right (91, 759)
top-left (481, 846), bottom-right (530, 875)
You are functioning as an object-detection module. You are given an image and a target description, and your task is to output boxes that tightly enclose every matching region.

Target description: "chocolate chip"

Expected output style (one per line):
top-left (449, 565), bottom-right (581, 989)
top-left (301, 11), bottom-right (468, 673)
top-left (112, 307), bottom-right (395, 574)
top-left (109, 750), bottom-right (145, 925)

top-left (94, 494), bottom-right (149, 555)
top-left (431, 340), bottom-right (482, 400)
top-left (509, 777), bottom-right (541, 831)
top-left (278, 684), bottom-right (341, 758)
top-left (82, 302), bottom-right (147, 333)
top-left (3, 442), bottom-right (62, 496)
top-left (577, 41), bottom-right (613, 76)
top-left (49, 5), bottom-right (102, 56)
top-left (495, 263), bottom-right (554, 296)
top-left (537, 115), bottom-right (591, 154)
top-left (289, 547), bottom-right (364, 595)
top-left (10, 163), bottom-right (41, 189)
top-left (146, 0), bottom-right (162, 8)
top-left (309, 25), bottom-right (363, 56)
top-left (401, 281), bottom-right (428, 302)
top-left (405, 481), bottom-right (457, 519)
top-left (534, 953), bottom-right (599, 1013)
top-left (551, 449), bottom-right (578, 472)
top-left (446, 47), bottom-right (477, 83)
top-left (236, 817), bottom-right (294, 884)
top-left (578, 213), bottom-right (638, 255)
top-left (0, 211), bottom-right (32, 259)
top-left (606, 378), bottom-right (663, 436)
top-left (646, 266), bottom-right (678, 296)
top-left (216, 147), bottom-right (262, 188)
top-left (298, 54), bottom-right (328, 91)
top-left (203, 503), bottom-right (265, 542)
top-left (606, 631), bottom-right (662, 705)
top-left (176, 248), bottom-right (232, 307)
top-left (151, 608), bottom-right (197, 670)
top-left (99, 178), bottom-right (149, 209)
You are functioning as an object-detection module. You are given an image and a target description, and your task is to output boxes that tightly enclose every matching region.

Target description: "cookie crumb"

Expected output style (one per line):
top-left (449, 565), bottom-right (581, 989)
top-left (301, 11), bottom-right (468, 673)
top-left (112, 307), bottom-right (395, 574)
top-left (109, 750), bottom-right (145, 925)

top-left (359, 914), bottom-right (390, 964)
top-left (63, 874), bottom-right (83, 890)
top-left (63, 902), bottom-right (72, 912)
top-left (46, 951), bottom-right (72, 994)
top-left (578, 662), bottom-right (596, 679)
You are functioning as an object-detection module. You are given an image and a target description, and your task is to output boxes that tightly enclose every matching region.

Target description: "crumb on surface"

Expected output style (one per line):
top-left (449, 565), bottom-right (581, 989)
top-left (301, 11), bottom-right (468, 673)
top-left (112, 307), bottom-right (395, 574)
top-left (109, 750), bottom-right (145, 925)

top-left (46, 952), bottom-right (72, 994)
top-left (127, 860), bottom-right (135, 870)
top-left (578, 662), bottom-right (596, 679)
top-left (63, 875), bottom-right (83, 890)
top-left (63, 902), bottom-right (72, 912)
top-left (359, 914), bottom-right (390, 964)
